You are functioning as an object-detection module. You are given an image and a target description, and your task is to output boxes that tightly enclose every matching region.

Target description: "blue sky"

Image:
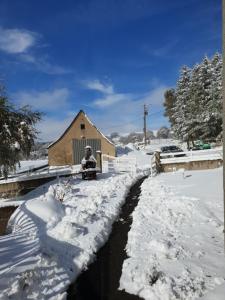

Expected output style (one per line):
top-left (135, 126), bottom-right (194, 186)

top-left (0, 0), bottom-right (221, 141)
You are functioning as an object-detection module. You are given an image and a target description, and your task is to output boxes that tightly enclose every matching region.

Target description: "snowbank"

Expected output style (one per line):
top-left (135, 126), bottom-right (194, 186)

top-left (26, 188), bottom-right (65, 224)
top-left (0, 172), bottom-right (141, 299)
top-left (120, 168), bottom-right (225, 300)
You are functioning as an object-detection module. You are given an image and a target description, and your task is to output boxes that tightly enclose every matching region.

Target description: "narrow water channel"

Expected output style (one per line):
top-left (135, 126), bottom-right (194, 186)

top-left (67, 176), bottom-right (147, 300)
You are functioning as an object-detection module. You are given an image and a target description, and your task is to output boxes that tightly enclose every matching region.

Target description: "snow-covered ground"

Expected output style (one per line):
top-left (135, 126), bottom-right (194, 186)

top-left (140, 139), bottom-right (186, 152)
top-left (117, 139), bottom-right (183, 155)
top-left (117, 143), bottom-right (153, 171)
top-left (0, 171), bottom-right (142, 299)
top-left (15, 160), bottom-right (48, 173)
top-left (120, 167), bottom-right (225, 300)
top-left (0, 143), bottom-right (224, 300)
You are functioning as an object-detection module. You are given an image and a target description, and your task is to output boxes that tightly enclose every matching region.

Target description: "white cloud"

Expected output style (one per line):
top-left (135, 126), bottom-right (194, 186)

top-left (0, 27), bottom-right (70, 75)
top-left (93, 93), bottom-right (131, 108)
top-left (85, 80), bottom-right (114, 94)
top-left (20, 54), bottom-right (71, 75)
top-left (14, 88), bottom-right (70, 111)
top-left (84, 79), bottom-right (131, 108)
top-left (33, 83), bottom-right (169, 141)
top-left (0, 27), bottom-right (37, 54)
top-left (89, 84), bottom-right (169, 134)
top-left (140, 85), bottom-right (168, 106)
top-left (88, 79), bottom-right (167, 109)
top-left (81, 79), bottom-right (169, 134)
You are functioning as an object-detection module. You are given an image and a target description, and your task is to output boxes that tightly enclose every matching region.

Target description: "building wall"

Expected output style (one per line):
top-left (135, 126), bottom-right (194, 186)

top-left (48, 112), bottom-right (115, 166)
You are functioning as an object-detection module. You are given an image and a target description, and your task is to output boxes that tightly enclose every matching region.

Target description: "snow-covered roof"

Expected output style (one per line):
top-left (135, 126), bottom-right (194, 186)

top-left (48, 110), bottom-right (114, 148)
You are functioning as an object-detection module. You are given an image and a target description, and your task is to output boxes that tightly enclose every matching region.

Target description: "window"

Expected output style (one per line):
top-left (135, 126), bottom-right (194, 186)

top-left (80, 124), bottom-right (85, 130)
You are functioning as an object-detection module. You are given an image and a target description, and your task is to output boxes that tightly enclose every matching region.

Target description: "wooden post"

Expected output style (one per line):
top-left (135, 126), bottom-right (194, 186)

top-left (96, 151), bottom-right (102, 173)
top-left (154, 151), bottom-right (162, 173)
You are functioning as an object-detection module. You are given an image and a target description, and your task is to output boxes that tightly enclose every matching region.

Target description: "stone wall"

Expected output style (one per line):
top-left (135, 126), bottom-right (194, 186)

top-left (0, 206), bottom-right (18, 235)
top-left (161, 159), bottom-right (223, 172)
top-left (0, 177), bottom-right (56, 199)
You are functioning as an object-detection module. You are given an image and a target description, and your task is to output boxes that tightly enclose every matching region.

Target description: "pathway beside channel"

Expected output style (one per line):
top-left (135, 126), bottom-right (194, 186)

top-left (67, 176), bottom-right (147, 300)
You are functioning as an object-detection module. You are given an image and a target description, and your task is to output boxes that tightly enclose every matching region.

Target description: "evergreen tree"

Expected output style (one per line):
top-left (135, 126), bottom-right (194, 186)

top-left (198, 56), bottom-right (212, 138)
top-left (0, 84), bottom-right (42, 178)
top-left (207, 53), bottom-right (222, 138)
top-left (157, 126), bottom-right (170, 139)
top-left (172, 66), bottom-right (192, 142)
top-left (188, 63), bottom-right (203, 141)
top-left (163, 89), bottom-right (176, 125)
top-left (163, 53), bottom-right (222, 144)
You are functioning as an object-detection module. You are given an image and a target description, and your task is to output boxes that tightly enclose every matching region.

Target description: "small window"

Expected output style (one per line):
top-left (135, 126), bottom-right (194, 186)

top-left (80, 124), bottom-right (85, 130)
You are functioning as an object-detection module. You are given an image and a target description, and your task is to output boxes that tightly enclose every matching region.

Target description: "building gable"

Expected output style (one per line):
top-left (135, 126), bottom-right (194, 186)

top-left (48, 110), bottom-right (113, 149)
top-left (48, 110), bottom-right (115, 166)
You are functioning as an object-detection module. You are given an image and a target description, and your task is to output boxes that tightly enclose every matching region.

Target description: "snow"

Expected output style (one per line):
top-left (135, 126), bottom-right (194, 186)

top-left (200, 282), bottom-right (225, 300)
top-left (0, 171), bottom-right (142, 299)
top-left (0, 143), bottom-right (224, 299)
top-left (14, 141), bottom-right (20, 150)
top-left (160, 152), bottom-right (222, 164)
top-left (142, 139), bottom-right (185, 152)
top-left (120, 167), bottom-right (225, 300)
top-left (26, 188), bottom-right (65, 223)
top-left (117, 143), bottom-right (153, 171)
top-left (15, 159), bottom-right (48, 174)
top-left (0, 164), bottom-right (81, 184)
top-left (0, 198), bottom-right (24, 208)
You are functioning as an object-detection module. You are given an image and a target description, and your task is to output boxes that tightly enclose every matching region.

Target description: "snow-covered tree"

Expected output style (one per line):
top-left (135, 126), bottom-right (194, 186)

top-left (172, 66), bottom-right (192, 142)
top-left (146, 130), bottom-right (155, 140)
top-left (163, 89), bottom-right (176, 125)
top-left (0, 84), bottom-right (42, 178)
top-left (190, 54), bottom-right (222, 140)
top-left (207, 53), bottom-right (222, 138)
top-left (164, 53), bottom-right (222, 145)
top-left (157, 126), bottom-right (170, 139)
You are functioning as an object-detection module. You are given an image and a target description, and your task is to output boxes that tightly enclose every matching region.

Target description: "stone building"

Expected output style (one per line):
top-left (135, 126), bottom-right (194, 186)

top-left (48, 110), bottom-right (115, 166)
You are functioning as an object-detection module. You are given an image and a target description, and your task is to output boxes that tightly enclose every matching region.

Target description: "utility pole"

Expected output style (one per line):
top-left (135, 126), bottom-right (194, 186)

top-left (143, 104), bottom-right (148, 146)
